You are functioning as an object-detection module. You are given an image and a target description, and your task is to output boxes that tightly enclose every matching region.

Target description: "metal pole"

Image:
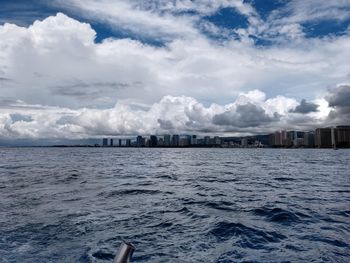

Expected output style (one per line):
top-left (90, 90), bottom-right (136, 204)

top-left (113, 241), bottom-right (135, 263)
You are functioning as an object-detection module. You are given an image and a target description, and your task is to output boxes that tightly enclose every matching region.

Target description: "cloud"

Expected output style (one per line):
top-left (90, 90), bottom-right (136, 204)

top-left (326, 84), bottom-right (350, 124)
top-left (236, 0), bottom-right (350, 44)
top-left (1, 12), bottom-right (350, 108)
top-left (134, 0), bottom-right (256, 17)
top-left (4, 83), bottom-right (350, 141)
top-left (0, 77), bottom-right (12, 82)
top-left (0, 89), bottom-right (330, 140)
top-left (157, 119), bottom-right (174, 131)
top-left (213, 102), bottom-right (280, 128)
top-left (276, 1), bottom-right (350, 24)
top-left (51, 0), bottom-right (258, 42)
top-left (327, 84), bottom-right (350, 109)
top-left (0, 4), bottom-right (350, 140)
top-left (52, 81), bottom-right (141, 99)
top-left (52, 0), bottom-right (200, 42)
top-left (50, 0), bottom-right (350, 45)
top-left (290, 99), bottom-right (319, 113)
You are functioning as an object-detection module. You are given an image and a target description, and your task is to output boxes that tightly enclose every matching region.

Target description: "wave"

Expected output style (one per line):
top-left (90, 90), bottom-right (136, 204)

top-left (299, 235), bottom-right (349, 248)
top-left (204, 201), bottom-right (237, 211)
top-left (209, 221), bottom-right (286, 249)
top-left (251, 207), bottom-right (310, 224)
top-left (273, 177), bottom-right (296, 181)
top-left (98, 189), bottom-right (162, 198)
top-left (92, 250), bottom-right (115, 260)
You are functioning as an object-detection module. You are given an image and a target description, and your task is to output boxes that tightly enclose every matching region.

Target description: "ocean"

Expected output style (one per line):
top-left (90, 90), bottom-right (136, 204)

top-left (0, 147), bottom-right (349, 263)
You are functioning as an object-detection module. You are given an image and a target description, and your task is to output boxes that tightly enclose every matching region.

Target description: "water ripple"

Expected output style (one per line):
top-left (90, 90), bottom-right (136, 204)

top-left (0, 148), bottom-right (349, 263)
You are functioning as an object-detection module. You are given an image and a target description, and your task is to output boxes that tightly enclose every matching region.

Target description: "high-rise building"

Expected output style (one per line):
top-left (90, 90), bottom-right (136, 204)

top-left (179, 136), bottom-right (190, 146)
top-left (241, 138), bottom-right (248, 147)
top-left (335, 126), bottom-right (350, 148)
top-left (268, 133), bottom-right (275, 146)
top-left (172, 135), bottom-right (179, 146)
top-left (136, 136), bottom-right (144, 147)
top-left (286, 131), bottom-right (295, 147)
top-left (281, 130), bottom-right (288, 146)
top-left (274, 131), bottom-right (282, 146)
top-left (214, 136), bottom-right (221, 146)
top-left (204, 136), bottom-right (211, 145)
top-left (294, 138), bottom-right (304, 147)
top-left (118, 139), bottom-right (122, 147)
top-left (303, 132), bottom-right (315, 147)
top-left (190, 135), bottom-right (197, 145)
top-left (315, 128), bottom-right (332, 148)
top-left (297, 131), bottom-right (305, 138)
top-left (110, 139), bottom-right (114, 147)
top-left (102, 138), bottom-right (108, 147)
top-left (293, 132), bottom-right (305, 146)
top-left (158, 138), bottom-right (164, 146)
top-left (125, 139), bottom-right (131, 147)
top-left (331, 127), bottom-right (336, 148)
top-left (164, 135), bottom-right (171, 146)
top-left (150, 135), bottom-right (158, 147)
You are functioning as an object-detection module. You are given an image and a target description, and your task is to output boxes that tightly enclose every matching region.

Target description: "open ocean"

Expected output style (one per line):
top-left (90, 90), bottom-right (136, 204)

top-left (0, 147), bottom-right (349, 263)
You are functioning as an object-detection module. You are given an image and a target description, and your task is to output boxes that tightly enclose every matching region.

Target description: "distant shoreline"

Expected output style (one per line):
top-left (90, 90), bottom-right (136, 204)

top-left (1, 145), bottom-right (349, 149)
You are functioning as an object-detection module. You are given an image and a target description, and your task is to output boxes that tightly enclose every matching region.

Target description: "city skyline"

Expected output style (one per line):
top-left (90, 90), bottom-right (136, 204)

top-left (100, 125), bottom-right (350, 149)
top-left (1, 123), bottom-right (350, 148)
top-left (0, 1), bottom-right (350, 141)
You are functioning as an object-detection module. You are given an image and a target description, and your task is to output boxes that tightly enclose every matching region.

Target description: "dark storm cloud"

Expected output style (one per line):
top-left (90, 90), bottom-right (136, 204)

top-left (0, 97), bottom-right (17, 106)
top-left (327, 84), bottom-right (350, 109)
top-left (290, 99), bottom-right (318, 114)
top-left (212, 102), bottom-right (280, 128)
top-left (0, 77), bottom-right (13, 84)
top-left (52, 81), bottom-right (143, 98)
top-left (157, 119), bottom-right (174, 130)
top-left (326, 84), bottom-right (350, 123)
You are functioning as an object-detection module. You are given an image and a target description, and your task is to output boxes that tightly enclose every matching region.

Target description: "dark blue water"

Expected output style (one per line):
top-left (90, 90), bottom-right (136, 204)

top-left (0, 148), bottom-right (349, 263)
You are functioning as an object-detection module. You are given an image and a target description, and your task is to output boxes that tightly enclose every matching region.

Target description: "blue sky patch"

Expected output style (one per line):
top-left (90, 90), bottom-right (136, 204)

top-left (302, 19), bottom-right (350, 38)
top-left (245, 0), bottom-right (288, 19)
top-left (83, 21), bottom-right (166, 46)
top-left (249, 35), bottom-right (274, 47)
top-left (205, 7), bottom-right (249, 30)
top-left (10, 113), bottom-right (33, 123)
top-left (0, 0), bottom-right (55, 26)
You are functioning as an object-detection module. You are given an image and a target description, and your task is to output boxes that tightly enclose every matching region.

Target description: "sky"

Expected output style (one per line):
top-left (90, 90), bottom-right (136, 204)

top-left (0, 0), bottom-right (350, 143)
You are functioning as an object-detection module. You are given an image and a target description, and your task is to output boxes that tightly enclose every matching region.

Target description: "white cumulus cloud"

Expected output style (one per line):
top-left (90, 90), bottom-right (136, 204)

top-left (0, 7), bottom-right (349, 140)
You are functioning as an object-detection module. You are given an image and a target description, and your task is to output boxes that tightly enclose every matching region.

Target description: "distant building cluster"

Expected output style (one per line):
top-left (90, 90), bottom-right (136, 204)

top-left (101, 125), bottom-right (350, 149)
top-left (268, 130), bottom-right (315, 148)
top-left (102, 134), bottom-right (224, 148)
top-left (268, 126), bottom-right (350, 148)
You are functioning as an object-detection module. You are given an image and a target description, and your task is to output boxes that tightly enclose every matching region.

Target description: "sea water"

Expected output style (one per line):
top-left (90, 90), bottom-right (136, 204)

top-left (0, 148), bottom-right (349, 262)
